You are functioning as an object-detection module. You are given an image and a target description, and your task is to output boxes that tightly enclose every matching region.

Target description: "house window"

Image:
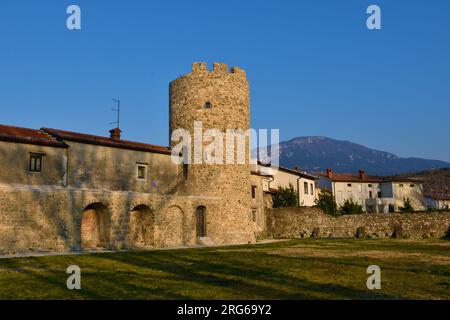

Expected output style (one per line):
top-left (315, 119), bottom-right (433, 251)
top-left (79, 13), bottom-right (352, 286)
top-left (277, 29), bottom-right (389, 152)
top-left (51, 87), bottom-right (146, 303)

top-left (251, 186), bottom-right (257, 199)
top-left (378, 191), bottom-right (382, 198)
top-left (252, 210), bottom-right (257, 222)
top-left (204, 101), bottom-right (212, 109)
top-left (29, 154), bottom-right (43, 172)
top-left (304, 182), bottom-right (308, 194)
top-left (369, 191), bottom-right (373, 199)
top-left (310, 183), bottom-right (314, 195)
top-left (399, 184), bottom-right (404, 188)
top-left (410, 184), bottom-right (415, 188)
top-left (368, 184), bottom-right (372, 188)
top-left (137, 164), bottom-right (147, 180)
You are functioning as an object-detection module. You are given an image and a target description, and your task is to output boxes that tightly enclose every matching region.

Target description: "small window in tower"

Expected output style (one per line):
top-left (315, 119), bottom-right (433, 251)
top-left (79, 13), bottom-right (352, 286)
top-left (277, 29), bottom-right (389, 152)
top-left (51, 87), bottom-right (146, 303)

top-left (252, 186), bottom-right (257, 199)
top-left (204, 101), bottom-right (212, 109)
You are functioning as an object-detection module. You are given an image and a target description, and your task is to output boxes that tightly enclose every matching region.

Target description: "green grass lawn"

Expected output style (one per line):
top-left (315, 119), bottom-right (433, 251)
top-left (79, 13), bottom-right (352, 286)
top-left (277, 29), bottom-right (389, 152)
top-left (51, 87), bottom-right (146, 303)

top-left (0, 239), bottom-right (449, 300)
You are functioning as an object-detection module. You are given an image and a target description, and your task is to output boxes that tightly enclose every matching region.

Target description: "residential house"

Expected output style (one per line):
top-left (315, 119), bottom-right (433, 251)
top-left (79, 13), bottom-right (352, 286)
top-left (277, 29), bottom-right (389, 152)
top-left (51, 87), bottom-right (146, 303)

top-left (317, 169), bottom-right (425, 213)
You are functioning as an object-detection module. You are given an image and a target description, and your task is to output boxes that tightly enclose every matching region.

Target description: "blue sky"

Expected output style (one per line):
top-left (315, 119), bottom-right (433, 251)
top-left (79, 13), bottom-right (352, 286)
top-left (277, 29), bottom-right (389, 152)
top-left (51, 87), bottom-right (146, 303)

top-left (1, 0), bottom-right (449, 162)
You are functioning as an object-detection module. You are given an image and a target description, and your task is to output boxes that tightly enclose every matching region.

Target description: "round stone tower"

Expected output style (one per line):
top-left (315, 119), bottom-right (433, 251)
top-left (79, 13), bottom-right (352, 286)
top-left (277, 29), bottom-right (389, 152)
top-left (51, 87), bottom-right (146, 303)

top-left (169, 62), bottom-right (255, 245)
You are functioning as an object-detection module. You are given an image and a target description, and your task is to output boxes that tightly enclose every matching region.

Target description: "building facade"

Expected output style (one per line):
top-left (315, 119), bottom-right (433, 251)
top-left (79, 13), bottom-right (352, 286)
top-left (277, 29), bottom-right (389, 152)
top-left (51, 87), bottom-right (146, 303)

top-left (317, 169), bottom-right (425, 213)
top-left (0, 62), bottom-right (257, 255)
top-left (250, 163), bottom-right (318, 234)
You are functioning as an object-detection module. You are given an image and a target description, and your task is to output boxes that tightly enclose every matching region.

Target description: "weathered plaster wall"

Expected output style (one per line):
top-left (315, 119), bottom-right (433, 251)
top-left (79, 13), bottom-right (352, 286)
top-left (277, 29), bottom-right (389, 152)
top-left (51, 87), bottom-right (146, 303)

top-left (264, 207), bottom-right (450, 239)
top-left (0, 141), bottom-right (67, 186)
top-left (66, 141), bottom-right (182, 194)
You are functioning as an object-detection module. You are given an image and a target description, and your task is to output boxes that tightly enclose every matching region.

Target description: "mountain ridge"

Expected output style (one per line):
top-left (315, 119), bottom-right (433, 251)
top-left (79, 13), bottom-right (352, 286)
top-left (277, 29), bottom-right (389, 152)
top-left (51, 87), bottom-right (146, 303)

top-left (272, 136), bottom-right (450, 176)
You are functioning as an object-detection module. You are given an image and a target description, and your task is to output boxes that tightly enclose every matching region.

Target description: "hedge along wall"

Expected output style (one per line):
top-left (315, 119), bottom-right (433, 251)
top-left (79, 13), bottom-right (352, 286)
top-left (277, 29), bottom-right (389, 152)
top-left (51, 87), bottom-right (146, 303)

top-left (264, 207), bottom-right (450, 239)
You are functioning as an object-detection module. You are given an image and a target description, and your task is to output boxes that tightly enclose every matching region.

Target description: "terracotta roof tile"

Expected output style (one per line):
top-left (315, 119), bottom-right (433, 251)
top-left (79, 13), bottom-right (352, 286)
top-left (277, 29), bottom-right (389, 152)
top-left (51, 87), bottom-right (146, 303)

top-left (0, 124), bottom-right (67, 148)
top-left (41, 128), bottom-right (171, 155)
top-left (317, 172), bottom-right (383, 183)
top-left (318, 172), bottom-right (424, 184)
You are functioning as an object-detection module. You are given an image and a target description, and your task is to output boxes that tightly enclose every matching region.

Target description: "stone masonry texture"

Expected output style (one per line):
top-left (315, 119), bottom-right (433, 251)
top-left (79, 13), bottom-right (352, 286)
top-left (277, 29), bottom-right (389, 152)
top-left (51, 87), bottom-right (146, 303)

top-left (264, 207), bottom-right (450, 239)
top-left (169, 62), bottom-right (255, 245)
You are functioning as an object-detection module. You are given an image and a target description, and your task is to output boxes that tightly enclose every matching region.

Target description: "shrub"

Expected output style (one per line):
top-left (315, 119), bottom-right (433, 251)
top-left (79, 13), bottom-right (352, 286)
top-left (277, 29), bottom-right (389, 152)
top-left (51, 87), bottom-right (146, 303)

top-left (399, 198), bottom-right (414, 213)
top-left (338, 199), bottom-right (364, 215)
top-left (273, 183), bottom-right (298, 208)
top-left (315, 190), bottom-right (337, 215)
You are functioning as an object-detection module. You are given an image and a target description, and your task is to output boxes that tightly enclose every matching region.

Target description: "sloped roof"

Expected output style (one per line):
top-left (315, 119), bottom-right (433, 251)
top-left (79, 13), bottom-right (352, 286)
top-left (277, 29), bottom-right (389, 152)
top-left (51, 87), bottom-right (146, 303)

top-left (317, 172), bottom-right (424, 183)
top-left (42, 128), bottom-right (171, 155)
top-left (0, 124), bottom-right (67, 148)
top-left (257, 161), bottom-right (319, 180)
top-left (317, 172), bottom-right (383, 183)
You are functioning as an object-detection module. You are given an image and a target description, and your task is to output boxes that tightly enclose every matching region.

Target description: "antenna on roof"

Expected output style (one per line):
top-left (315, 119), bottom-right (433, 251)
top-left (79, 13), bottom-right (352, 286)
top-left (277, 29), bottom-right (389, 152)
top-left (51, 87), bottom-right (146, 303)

top-left (110, 98), bottom-right (120, 129)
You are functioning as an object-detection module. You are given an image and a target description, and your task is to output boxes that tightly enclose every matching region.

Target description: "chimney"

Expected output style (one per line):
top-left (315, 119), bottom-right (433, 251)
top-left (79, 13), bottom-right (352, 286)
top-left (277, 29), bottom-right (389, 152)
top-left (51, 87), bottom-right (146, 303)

top-left (294, 166), bottom-right (301, 172)
top-left (326, 168), bottom-right (333, 178)
top-left (109, 128), bottom-right (122, 141)
top-left (359, 169), bottom-right (366, 180)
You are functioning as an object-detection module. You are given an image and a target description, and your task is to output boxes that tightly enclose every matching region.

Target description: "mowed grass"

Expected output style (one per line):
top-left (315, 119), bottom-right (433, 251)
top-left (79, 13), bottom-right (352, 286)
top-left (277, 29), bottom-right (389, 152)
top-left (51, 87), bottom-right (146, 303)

top-left (0, 239), bottom-right (449, 300)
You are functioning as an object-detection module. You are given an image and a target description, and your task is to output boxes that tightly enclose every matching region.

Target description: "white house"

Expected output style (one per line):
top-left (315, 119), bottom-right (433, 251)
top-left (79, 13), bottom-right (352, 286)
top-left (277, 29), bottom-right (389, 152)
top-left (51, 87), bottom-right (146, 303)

top-left (317, 169), bottom-right (425, 213)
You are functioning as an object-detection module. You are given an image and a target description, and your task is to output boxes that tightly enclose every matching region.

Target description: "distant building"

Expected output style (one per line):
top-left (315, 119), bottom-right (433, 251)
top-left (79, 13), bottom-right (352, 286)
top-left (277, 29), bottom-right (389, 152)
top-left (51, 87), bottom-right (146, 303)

top-left (424, 193), bottom-right (450, 210)
top-left (317, 169), bottom-right (425, 213)
top-left (250, 162), bottom-right (318, 233)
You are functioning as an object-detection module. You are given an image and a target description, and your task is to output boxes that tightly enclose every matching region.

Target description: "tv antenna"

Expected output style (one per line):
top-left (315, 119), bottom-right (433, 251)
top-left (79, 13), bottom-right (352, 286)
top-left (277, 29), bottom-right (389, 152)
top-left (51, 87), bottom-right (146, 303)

top-left (110, 98), bottom-right (121, 128)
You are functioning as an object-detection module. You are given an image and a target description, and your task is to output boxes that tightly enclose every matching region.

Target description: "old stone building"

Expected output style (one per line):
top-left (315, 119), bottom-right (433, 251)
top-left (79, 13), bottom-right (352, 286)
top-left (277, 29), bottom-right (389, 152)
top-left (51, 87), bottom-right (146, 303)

top-left (0, 62), bottom-right (256, 254)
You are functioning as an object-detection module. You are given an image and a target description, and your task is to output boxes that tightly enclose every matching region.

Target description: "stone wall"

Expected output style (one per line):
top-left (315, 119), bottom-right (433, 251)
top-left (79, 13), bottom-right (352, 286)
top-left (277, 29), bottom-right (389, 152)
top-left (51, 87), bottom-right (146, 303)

top-left (0, 184), bottom-right (222, 255)
top-left (264, 207), bottom-right (450, 239)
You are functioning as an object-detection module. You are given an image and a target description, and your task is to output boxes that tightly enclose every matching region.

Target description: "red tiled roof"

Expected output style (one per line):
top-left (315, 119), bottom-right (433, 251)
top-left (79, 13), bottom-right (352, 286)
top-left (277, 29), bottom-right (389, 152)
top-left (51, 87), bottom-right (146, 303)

top-left (382, 176), bottom-right (425, 183)
top-left (0, 124), bottom-right (67, 148)
top-left (42, 128), bottom-right (171, 155)
top-left (317, 172), bottom-right (383, 183)
top-left (318, 172), bottom-right (424, 184)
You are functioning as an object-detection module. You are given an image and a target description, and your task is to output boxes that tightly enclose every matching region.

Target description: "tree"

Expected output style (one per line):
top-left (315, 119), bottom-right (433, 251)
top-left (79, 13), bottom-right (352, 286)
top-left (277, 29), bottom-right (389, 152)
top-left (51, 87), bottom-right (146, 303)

top-left (339, 199), bottom-right (364, 215)
top-left (399, 198), bottom-right (414, 213)
top-left (315, 190), bottom-right (338, 215)
top-left (273, 184), bottom-right (298, 208)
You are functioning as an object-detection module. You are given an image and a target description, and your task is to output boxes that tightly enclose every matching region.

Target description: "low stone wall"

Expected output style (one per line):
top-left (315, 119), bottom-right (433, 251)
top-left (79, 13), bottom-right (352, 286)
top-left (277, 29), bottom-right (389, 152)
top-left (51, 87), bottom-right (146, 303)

top-left (264, 207), bottom-right (450, 239)
top-left (0, 184), bottom-right (223, 255)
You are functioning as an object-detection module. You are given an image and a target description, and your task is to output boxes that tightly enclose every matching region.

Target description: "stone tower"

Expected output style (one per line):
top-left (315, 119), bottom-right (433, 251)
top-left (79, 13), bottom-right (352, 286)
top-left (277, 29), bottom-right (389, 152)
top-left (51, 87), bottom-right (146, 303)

top-left (169, 62), bottom-right (255, 245)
